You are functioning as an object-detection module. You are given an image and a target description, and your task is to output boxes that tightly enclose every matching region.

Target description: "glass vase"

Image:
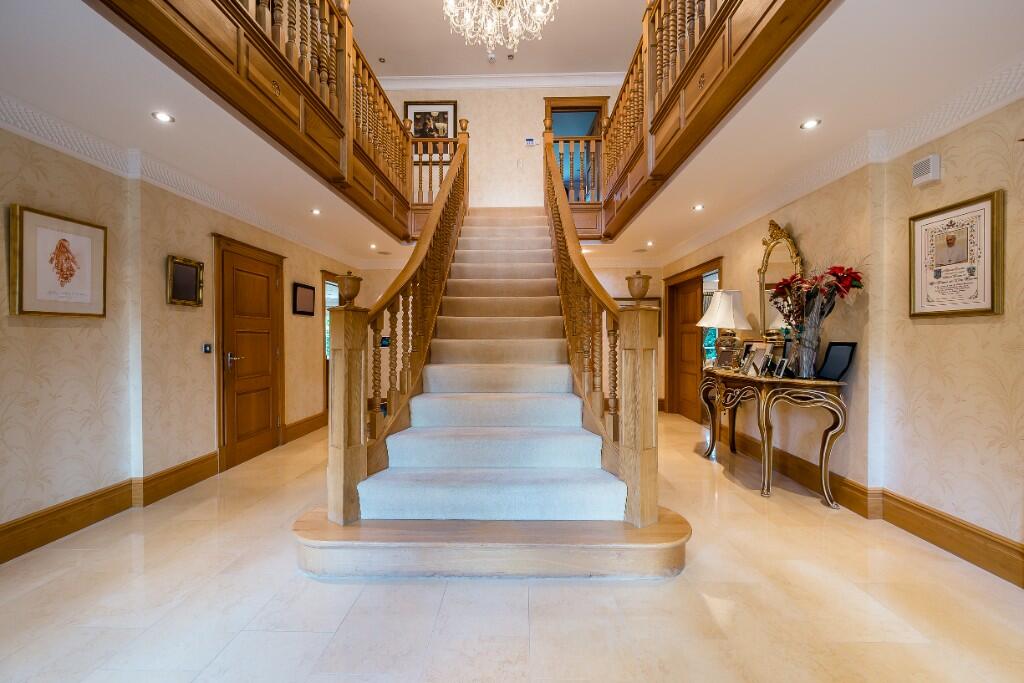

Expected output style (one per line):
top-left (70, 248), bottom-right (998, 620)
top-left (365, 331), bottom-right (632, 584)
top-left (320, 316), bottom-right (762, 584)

top-left (795, 306), bottom-right (823, 379)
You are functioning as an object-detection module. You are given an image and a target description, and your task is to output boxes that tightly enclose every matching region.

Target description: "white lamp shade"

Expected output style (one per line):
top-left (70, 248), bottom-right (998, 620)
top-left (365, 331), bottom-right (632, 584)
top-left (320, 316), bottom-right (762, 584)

top-left (765, 291), bottom-right (786, 330)
top-left (697, 290), bottom-right (752, 330)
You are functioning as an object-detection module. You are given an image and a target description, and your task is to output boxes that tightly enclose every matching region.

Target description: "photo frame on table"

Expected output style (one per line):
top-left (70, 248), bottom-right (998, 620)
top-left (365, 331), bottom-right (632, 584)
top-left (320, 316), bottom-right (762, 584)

top-left (293, 282), bottom-right (316, 316)
top-left (745, 342), bottom-right (770, 376)
top-left (739, 353), bottom-right (755, 375)
top-left (166, 255), bottom-right (204, 307)
top-left (816, 342), bottom-right (857, 381)
top-left (909, 190), bottom-right (1004, 318)
top-left (7, 204), bottom-right (107, 317)
top-left (774, 358), bottom-right (789, 378)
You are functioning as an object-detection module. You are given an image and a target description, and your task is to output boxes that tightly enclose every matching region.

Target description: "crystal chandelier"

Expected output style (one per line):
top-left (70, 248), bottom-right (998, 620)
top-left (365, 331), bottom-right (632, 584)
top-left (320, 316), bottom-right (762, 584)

top-left (443, 0), bottom-right (559, 53)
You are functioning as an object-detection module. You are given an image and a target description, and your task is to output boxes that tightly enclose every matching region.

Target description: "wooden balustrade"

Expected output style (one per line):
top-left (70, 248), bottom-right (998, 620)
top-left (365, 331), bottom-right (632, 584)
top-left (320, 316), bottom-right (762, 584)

top-left (603, 39), bottom-right (646, 197)
top-left (543, 124), bottom-right (659, 528)
top-left (351, 42), bottom-right (412, 195)
top-left (327, 121), bottom-right (469, 525)
top-left (650, 0), bottom-right (723, 111)
top-left (411, 138), bottom-right (459, 205)
top-left (553, 136), bottom-right (601, 204)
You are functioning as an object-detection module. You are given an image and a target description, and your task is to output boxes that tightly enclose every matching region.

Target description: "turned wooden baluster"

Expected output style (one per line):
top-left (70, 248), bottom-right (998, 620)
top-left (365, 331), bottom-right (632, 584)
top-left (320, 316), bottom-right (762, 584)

top-left (299, 0), bottom-right (310, 80)
top-left (319, 2), bottom-right (330, 103)
top-left (308, 0), bottom-right (320, 92)
top-left (387, 299), bottom-right (399, 413)
top-left (257, 0), bottom-right (271, 34)
top-left (696, 0), bottom-right (707, 44)
top-left (370, 314), bottom-right (383, 436)
top-left (685, 0), bottom-right (695, 54)
top-left (271, 0), bottom-right (284, 47)
top-left (606, 317), bottom-right (620, 441)
top-left (676, 0), bottom-right (686, 69)
top-left (286, 0), bottom-right (298, 64)
top-left (592, 303), bottom-right (603, 413)
top-left (401, 284), bottom-right (412, 393)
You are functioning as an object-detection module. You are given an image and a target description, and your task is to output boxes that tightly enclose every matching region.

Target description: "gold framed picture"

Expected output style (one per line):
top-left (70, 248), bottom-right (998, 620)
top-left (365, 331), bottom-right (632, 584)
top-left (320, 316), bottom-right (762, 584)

top-left (166, 255), bottom-right (204, 307)
top-left (7, 204), bottom-right (107, 317)
top-left (909, 190), bottom-right (1004, 318)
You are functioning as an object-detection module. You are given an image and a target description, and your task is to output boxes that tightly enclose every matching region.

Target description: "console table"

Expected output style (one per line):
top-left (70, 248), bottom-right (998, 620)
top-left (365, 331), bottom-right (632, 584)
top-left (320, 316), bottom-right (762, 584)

top-left (698, 368), bottom-right (847, 508)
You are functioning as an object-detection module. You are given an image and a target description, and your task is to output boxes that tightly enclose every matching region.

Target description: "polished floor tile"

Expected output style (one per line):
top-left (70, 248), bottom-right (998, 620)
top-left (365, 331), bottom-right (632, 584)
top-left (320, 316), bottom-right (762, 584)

top-left (0, 416), bottom-right (1021, 682)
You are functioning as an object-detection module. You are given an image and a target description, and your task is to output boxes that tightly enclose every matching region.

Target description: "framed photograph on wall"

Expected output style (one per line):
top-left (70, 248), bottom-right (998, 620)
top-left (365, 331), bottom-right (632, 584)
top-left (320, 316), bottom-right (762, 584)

top-left (405, 100), bottom-right (457, 139)
top-left (7, 205), bottom-right (107, 317)
top-left (166, 255), bottom-right (204, 306)
top-left (909, 190), bottom-right (1004, 317)
top-left (293, 282), bottom-right (316, 316)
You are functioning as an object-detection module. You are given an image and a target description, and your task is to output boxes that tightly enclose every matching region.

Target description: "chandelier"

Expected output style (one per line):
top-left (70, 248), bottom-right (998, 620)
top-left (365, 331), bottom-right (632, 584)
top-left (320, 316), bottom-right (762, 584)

top-left (443, 0), bottom-right (559, 53)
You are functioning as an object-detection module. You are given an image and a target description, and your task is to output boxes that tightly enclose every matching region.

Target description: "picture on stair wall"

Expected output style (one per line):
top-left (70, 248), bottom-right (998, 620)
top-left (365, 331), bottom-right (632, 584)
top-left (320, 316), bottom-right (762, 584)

top-left (405, 100), bottom-right (457, 139)
top-left (7, 204), bottom-right (107, 317)
top-left (909, 190), bottom-right (1004, 318)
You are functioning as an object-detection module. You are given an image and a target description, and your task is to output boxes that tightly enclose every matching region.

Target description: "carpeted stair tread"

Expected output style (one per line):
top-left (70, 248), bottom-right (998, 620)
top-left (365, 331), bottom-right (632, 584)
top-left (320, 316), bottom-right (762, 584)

top-left (430, 338), bottom-right (567, 363)
top-left (357, 467), bottom-right (626, 521)
top-left (409, 392), bottom-right (582, 427)
top-left (453, 249), bottom-right (553, 264)
top-left (458, 236), bottom-right (551, 251)
top-left (460, 226), bottom-right (549, 238)
top-left (423, 363), bottom-right (572, 393)
top-left (436, 316), bottom-right (564, 339)
top-left (441, 296), bottom-right (561, 317)
top-left (445, 279), bottom-right (558, 297)
top-left (386, 426), bottom-right (601, 468)
top-left (450, 262), bottom-right (555, 279)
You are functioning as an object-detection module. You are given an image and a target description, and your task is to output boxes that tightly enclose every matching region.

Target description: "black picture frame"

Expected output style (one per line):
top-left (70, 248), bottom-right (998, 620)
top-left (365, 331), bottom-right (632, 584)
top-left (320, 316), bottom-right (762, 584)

top-left (293, 282), bottom-right (316, 316)
top-left (816, 342), bottom-right (857, 381)
top-left (167, 255), bottom-right (203, 307)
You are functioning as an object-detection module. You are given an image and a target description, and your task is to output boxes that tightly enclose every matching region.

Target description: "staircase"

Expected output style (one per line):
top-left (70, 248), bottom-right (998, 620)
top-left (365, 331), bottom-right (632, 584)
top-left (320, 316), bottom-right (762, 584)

top-left (358, 208), bottom-right (627, 521)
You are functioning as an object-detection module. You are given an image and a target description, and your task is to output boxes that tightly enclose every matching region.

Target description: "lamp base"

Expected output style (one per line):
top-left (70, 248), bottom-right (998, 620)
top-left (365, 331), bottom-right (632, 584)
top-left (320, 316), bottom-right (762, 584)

top-left (715, 330), bottom-right (741, 368)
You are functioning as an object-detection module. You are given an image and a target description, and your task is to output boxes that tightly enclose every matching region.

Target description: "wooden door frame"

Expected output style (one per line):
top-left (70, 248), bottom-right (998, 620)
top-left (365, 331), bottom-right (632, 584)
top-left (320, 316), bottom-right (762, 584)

top-left (664, 257), bottom-right (723, 416)
top-left (544, 96), bottom-right (609, 126)
top-left (214, 234), bottom-right (286, 471)
top-left (321, 269), bottom-right (340, 413)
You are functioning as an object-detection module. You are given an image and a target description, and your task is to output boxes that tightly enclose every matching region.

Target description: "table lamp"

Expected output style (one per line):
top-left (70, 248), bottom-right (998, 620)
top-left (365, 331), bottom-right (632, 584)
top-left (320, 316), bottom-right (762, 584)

top-left (697, 290), bottom-right (752, 366)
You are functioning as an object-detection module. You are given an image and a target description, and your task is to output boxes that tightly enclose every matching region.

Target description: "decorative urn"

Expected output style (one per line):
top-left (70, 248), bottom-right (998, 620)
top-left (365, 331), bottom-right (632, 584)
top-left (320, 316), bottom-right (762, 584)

top-left (338, 271), bottom-right (362, 308)
top-left (626, 270), bottom-right (651, 302)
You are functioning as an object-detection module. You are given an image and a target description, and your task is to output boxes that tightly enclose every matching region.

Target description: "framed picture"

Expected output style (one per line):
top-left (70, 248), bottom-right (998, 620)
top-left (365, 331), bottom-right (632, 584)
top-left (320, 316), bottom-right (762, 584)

top-left (909, 190), bottom-right (1004, 317)
top-left (739, 353), bottom-right (755, 375)
top-left (817, 342), bottom-right (857, 381)
top-left (613, 297), bottom-right (662, 336)
top-left (293, 283), bottom-right (315, 316)
top-left (405, 100), bottom-right (457, 140)
top-left (7, 205), bottom-right (107, 317)
top-left (773, 358), bottom-right (789, 378)
top-left (166, 255), bottom-right (204, 306)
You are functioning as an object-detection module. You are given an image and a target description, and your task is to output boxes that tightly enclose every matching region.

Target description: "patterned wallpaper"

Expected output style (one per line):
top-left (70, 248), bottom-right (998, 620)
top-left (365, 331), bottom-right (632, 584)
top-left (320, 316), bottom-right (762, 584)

top-left (384, 86), bottom-right (617, 207)
top-left (0, 130), bottom-right (356, 522)
top-left (663, 99), bottom-right (1024, 542)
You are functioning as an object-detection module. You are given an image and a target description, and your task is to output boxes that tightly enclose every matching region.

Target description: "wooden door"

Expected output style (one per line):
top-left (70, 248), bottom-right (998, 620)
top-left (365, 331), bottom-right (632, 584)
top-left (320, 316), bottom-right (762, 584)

top-left (220, 243), bottom-right (283, 469)
top-left (670, 277), bottom-right (704, 422)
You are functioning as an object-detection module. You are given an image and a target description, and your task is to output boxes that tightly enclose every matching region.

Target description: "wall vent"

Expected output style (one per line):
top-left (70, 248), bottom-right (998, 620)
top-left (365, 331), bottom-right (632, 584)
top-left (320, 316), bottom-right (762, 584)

top-left (912, 154), bottom-right (941, 187)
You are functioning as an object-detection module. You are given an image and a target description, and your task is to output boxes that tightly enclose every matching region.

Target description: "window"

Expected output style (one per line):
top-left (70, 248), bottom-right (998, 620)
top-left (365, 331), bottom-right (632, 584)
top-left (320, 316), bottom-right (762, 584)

top-left (324, 280), bottom-right (340, 359)
top-left (701, 269), bottom-right (720, 362)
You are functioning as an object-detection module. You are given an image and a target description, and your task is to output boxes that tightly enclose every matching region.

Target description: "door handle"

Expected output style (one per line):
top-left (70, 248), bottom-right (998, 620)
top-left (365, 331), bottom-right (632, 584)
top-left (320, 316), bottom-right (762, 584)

top-left (226, 352), bottom-right (246, 370)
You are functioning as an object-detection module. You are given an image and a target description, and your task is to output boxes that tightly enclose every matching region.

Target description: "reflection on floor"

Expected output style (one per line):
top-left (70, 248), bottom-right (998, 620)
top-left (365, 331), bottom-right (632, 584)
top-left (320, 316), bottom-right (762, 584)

top-left (0, 413), bottom-right (1021, 682)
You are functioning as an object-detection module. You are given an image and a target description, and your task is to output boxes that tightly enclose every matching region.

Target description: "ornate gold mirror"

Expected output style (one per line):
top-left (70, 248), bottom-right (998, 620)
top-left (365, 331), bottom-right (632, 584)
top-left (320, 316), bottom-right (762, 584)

top-left (758, 220), bottom-right (802, 336)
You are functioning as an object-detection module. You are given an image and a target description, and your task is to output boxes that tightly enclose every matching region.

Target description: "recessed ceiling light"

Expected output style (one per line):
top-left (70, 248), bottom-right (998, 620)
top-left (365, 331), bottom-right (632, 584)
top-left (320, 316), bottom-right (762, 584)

top-left (378, 57), bottom-right (386, 63)
top-left (800, 118), bottom-right (822, 130)
top-left (581, 248), bottom-right (592, 254)
top-left (692, 203), bottom-right (705, 211)
top-left (370, 244), bottom-right (377, 250)
top-left (151, 111), bottom-right (175, 124)
top-left (377, 250), bottom-right (392, 256)
top-left (310, 208), bottom-right (321, 216)
top-left (646, 240), bottom-right (654, 247)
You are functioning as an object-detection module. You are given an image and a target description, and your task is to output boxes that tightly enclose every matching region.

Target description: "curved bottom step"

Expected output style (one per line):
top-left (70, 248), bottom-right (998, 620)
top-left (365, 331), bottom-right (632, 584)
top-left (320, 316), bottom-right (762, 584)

top-left (292, 506), bottom-right (691, 578)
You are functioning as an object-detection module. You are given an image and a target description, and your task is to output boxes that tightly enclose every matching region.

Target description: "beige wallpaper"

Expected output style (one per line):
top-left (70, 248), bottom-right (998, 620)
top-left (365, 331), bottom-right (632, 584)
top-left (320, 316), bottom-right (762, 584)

top-left (0, 129), bottom-right (357, 521)
top-left (663, 98), bottom-right (1023, 542)
top-left (385, 86), bottom-right (617, 207)
top-left (0, 129), bottom-right (134, 524)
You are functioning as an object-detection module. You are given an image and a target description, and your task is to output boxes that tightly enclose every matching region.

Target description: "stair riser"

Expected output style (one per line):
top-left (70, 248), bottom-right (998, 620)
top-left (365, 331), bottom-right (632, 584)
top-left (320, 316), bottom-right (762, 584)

top-left (450, 263), bottom-right (555, 279)
top-left (458, 237), bottom-right (551, 251)
top-left (423, 364), bottom-right (573, 393)
top-left (386, 431), bottom-right (601, 468)
top-left (410, 395), bottom-right (582, 428)
top-left (453, 250), bottom-right (552, 264)
top-left (441, 296), bottom-right (561, 317)
top-left (445, 279), bottom-right (558, 297)
top-left (460, 227), bottom-right (549, 238)
top-left (436, 316), bottom-right (564, 340)
top-left (431, 339), bottom-right (567, 364)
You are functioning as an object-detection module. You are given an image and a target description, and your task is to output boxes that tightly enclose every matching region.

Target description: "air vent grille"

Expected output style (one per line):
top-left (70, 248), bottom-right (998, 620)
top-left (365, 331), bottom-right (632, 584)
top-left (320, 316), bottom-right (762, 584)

top-left (912, 154), bottom-right (941, 187)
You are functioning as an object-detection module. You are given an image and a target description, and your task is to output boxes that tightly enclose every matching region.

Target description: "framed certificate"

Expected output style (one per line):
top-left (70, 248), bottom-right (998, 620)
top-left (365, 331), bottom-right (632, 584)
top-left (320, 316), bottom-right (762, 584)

top-left (909, 190), bottom-right (1004, 318)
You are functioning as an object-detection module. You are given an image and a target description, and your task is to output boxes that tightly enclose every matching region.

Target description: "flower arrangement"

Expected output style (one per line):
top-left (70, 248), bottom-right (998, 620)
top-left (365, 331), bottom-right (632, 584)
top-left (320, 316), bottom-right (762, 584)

top-left (769, 265), bottom-right (863, 378)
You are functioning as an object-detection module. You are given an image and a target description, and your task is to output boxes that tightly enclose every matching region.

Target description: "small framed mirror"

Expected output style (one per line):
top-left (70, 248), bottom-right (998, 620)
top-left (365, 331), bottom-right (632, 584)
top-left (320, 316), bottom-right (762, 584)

top-left (758, 221), bottom-right (802, 336)
top-left (166, 255), bottom-right (204, 307)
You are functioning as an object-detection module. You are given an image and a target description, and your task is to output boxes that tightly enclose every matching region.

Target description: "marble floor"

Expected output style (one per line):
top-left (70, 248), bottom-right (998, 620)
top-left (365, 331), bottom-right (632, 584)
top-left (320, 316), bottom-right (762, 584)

top-left (1, 414), bottom-right (1022, 682)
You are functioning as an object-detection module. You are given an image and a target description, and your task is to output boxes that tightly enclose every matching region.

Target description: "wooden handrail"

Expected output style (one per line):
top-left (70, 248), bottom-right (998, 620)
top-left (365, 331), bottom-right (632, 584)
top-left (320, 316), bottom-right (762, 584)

top-left (326, 121), bottom-right (470, 525)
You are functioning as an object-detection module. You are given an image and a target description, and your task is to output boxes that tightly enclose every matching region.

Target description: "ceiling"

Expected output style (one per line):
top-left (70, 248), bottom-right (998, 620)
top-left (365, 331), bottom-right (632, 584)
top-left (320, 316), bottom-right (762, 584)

top-left (0, 0), bottom-right (410, 268)
top-left (584, 0), bottom-right (1024, 267)
top-left (349, 0), bottom-right (646, 77)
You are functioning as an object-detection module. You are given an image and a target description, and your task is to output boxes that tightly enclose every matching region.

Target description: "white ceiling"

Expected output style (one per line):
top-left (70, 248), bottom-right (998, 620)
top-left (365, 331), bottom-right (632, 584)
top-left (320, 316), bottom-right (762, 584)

top-left (349, 0), bottom-right (646, 77)
top-left (0, 0), bottom-right (411, 269)
top-left (585, 0), bottom-right (1024, 266)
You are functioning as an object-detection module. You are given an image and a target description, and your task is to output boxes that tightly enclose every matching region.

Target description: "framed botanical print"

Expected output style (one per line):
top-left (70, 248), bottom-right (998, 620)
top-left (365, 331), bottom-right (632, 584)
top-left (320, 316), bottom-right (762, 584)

top-left (167, 255), bottom-right (204, 306)
top-left (7, 205), bottom-right (107, 317)
top-left (404, 100), bottom-right (457, 139)
top-left (909, 190), bottom-right (1004, 317)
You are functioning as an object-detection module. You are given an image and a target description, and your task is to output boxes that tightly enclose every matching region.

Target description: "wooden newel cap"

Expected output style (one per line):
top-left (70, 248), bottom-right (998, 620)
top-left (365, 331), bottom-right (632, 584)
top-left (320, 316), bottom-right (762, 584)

top-left (544, 117), bottom-right (553, 133)
top-left (339, 271), bottom-right (363, 308)
top-left (459, 118), bottom-right (469, 133)
top-left (403, 118), bottom-right (412, 131)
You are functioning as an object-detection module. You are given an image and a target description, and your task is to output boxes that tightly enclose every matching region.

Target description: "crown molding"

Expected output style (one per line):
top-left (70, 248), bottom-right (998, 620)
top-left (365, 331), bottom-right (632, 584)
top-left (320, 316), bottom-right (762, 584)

top-left (0, 91), bottom-right (363, 267)
top-left (378, 71), bottom-right (624, 91)
top-left (656, 55), bottom-right (1024, 267)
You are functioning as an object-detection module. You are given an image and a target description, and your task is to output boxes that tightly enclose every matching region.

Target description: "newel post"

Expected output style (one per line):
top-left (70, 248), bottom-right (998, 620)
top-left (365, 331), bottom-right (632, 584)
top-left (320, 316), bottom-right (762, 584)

top-left (618, 304), bottom-right (659, 527)
top-left (327, 303), bottom-right (368, 525)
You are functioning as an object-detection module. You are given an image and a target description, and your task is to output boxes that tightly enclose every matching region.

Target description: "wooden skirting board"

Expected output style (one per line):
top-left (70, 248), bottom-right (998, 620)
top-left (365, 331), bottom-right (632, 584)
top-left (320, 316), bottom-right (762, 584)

top-left (293, 506), bottom-right (692, 578)
top-left (719, 426), bottom-right (1023, 587)
top-left (131, 451), bottom-right (219, 507)
top-left (0, 480), bottom-right (132, 564)
top-left (284, 411), bottom-right (328, 443)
